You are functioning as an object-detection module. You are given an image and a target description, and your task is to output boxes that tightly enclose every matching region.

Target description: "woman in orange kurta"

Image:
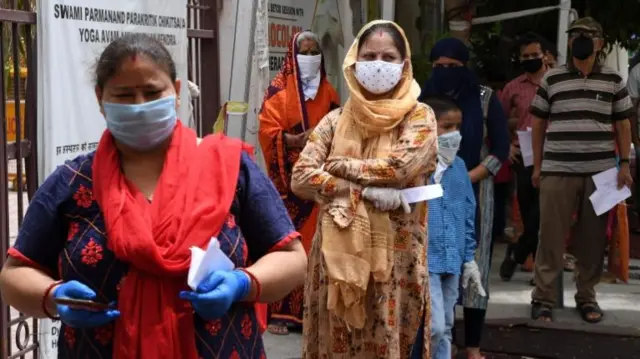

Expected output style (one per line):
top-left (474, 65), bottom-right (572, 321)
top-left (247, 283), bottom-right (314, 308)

top-left (258, 30), bottom-right (340, 335)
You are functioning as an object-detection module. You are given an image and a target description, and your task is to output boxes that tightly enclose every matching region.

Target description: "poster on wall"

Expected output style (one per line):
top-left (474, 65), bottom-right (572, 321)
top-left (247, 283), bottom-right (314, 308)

top-left (267, 1), bottom-right (315, 79)
top-left (37, 0), bottom-right (189, 185)
top-left (267, 0), bottom-right (344, 94)
top-left (36, 1), bottom-right (188, 356)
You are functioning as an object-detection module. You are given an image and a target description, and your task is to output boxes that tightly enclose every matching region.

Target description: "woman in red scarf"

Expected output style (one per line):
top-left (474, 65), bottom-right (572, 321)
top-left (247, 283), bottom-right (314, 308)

top-left (0, 34), bottom-right (307, 359)
top-left (258, 30), bottom-right (339, 335)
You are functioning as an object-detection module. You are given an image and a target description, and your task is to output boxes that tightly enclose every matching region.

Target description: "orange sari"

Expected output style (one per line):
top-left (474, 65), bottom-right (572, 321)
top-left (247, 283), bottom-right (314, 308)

top-left (258, 32), bottom-right (339, 324)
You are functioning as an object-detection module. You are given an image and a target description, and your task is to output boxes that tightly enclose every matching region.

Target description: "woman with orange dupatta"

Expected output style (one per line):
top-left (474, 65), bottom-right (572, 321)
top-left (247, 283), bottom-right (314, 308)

top-left (0, 33), bottom-right (307, 359)
top-left (259, 30), bottom-right (339, 335)
top-left (292, 21), bottom-right (438, 358)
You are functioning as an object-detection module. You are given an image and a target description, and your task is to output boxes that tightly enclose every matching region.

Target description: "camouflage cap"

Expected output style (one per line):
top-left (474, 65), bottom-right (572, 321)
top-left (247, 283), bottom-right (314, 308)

top-left (567, 17), bottom-right (603, 35)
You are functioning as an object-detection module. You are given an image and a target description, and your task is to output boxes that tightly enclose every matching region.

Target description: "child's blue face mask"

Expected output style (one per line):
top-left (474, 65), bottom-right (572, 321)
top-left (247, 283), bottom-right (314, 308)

top-left (103, 95), bottom-right (178, 151)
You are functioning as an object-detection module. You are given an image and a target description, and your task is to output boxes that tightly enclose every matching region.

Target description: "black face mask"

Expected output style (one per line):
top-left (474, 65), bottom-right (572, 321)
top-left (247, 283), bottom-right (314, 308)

top-left (572, 35), bottom-right (595, 60)
top-left (521, 58), bottom-right (543, 73)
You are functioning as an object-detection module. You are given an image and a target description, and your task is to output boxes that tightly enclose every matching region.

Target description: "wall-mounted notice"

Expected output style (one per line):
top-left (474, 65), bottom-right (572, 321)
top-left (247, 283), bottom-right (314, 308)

top-left (37, 0), bottom-right (189, 184)
top-left (267, 1), bottom-right (315, 79)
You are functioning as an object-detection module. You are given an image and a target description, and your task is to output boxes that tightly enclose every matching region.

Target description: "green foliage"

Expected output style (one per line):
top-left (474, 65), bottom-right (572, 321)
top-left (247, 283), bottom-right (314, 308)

top-left (469, 21), bottom-right (513, 85)
top-left (411, 31), bottom-right (450, 86)
top-left (3, 0), bottom-right (36, 98)
top-left (476, 0), bottom-right (640, 52)
top-left (583, 0), bottom-right (640, 52)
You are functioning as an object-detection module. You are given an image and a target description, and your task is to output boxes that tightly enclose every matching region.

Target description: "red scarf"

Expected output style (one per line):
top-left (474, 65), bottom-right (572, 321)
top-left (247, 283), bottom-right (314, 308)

top-left (93, 121), bottom-right (247, 358)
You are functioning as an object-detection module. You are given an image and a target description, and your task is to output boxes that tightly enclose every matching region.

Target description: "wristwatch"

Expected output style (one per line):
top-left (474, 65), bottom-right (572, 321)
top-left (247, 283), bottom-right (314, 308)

top-left (619, 158), bottom-right (630, 164)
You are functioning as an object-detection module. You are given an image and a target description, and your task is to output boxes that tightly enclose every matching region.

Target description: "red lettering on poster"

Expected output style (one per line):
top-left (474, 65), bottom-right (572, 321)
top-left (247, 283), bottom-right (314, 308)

top-left (269, 23), bottom-right (303, 48)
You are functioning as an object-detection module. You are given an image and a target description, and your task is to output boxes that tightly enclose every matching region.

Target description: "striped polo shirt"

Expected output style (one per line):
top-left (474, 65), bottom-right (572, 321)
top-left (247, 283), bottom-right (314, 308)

top-left (530, 64), bottom-right (633, 175)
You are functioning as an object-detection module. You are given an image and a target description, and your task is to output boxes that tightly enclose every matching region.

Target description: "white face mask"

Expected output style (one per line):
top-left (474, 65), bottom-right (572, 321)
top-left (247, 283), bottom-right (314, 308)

top-left (297, 54), bottom-right (322, 80)
top-left (437, 130), bottom-right (462, 165)
top-left (354, 60), bottom-right (404, 94)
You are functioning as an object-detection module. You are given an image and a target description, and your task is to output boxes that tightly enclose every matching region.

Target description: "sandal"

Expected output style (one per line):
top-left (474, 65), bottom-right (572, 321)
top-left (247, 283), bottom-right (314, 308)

top-left (577, 302), bottom-right (604, 324)
top-left (267, 323), bottom-right (289, 335)
top-left (531, 301), bottom-right (553, 322)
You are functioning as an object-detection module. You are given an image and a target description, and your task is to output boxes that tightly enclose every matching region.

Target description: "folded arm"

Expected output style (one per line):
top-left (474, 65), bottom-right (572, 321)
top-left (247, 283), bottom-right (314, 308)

top-left (323, 104), bottom-right (438, 187)
top-left (291, 109), bottom-right (353, 202)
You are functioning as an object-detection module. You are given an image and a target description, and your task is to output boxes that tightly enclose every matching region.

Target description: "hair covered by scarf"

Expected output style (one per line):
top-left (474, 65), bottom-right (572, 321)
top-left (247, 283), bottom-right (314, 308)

top-left (320, 20), bottom-right (423, 329)
top-left (429, 37), bottom-right (470, 63)
top-left (419, 37), bottom-right (485, 171)
top-left (420, 37), bottom-right (479, 99)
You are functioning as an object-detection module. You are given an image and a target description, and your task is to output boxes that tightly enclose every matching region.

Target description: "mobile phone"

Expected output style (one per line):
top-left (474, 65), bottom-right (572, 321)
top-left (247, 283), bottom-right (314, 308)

top-left (54, 297), bottom-right (111, 311)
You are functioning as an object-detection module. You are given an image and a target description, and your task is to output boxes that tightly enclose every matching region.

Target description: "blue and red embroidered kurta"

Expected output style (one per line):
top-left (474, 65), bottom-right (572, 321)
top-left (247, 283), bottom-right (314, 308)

top-left (9, 151), bottom-right (297, 359)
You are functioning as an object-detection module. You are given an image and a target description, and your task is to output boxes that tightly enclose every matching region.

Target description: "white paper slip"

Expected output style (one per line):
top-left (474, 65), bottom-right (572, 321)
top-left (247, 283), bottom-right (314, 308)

top-left (402, 184), bottom-right (444, 204)
top-left (187, 237), bottom-right (235, 291)
top-left (589, 187), bottom-right (631, 216)
top-left (592, 167), bottom-right (619, 190)
top-left (516, 130), bottom-right (533, 167)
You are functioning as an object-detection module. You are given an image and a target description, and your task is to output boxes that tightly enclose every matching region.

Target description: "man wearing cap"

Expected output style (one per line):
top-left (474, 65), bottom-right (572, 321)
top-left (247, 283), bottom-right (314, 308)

top-left (529, 17), bottom-right (634, 323)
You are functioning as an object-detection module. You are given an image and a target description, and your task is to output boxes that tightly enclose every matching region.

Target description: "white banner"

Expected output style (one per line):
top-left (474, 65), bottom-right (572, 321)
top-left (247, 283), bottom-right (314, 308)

top-left (37, 0), bottom-right (189, 184)
top-left (267, 0), bottom-right (345, 96)
top-left (38, 319), bottom-right (61, 359)
top-left (36, 1), bottom-right (188, 356)
top-left (267, 1), bottom-right (315, 79)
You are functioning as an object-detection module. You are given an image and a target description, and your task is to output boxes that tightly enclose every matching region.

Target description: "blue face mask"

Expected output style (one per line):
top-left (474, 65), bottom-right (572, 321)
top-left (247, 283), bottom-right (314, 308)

top-left (103, 95), bottom-right (178, 151)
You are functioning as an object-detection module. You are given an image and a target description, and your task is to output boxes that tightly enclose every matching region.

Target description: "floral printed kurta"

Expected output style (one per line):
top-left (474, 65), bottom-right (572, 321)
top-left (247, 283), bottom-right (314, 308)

top-left (292, 106), bottom-right (438, 359)
top-left (8, 152), bottom-right (296, 359)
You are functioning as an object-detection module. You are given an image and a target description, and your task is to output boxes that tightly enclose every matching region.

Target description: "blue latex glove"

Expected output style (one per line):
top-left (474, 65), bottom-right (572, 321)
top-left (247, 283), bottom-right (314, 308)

top-left (53, 280), bottom-right (120, 328)
top-left (180, 270), bottom-right (251, 320)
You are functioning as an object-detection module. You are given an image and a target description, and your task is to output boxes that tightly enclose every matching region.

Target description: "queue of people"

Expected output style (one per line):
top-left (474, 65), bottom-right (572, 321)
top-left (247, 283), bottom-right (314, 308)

top-left (0, 16), bottom-right (632, 359)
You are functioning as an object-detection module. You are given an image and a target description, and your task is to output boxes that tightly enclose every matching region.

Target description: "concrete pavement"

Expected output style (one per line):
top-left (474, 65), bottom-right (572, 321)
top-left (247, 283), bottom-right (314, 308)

top-left (263, 332), bottom-right (303, 358)
top-left (5, 191), bottom-right (640, 358)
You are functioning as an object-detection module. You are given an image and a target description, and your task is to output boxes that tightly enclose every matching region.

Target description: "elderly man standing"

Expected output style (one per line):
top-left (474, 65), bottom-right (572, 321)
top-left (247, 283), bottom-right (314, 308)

top-left (529, 17), bottom-right (634, 324)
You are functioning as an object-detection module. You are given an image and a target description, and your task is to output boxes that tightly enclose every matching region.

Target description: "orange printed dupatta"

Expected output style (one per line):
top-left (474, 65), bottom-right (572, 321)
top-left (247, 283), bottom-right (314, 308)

top-left (258, 31), bottom-right (339, 246)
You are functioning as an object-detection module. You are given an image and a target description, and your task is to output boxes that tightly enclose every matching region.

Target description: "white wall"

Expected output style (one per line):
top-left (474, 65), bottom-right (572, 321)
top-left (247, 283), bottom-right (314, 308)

top-left (605, 43), bottom-right (629, 83)
top-left (217, 0), bottom-right (255, 140)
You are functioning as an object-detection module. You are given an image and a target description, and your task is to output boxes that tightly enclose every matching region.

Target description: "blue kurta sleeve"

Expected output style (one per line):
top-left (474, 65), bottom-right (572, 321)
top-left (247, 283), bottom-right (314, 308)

top-left (8, 165), bottom-right (72, 277)
top-left (236, 152), bottom-right (299, 262)
top-left (481, 93), bottom-right (510, 175)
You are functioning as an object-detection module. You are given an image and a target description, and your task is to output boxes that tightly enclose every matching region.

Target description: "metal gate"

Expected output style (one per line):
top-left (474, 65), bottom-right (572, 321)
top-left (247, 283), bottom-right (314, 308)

top-left (0, 1), bottom-right (221, 358)
top-left (187, 0), bottom-right (221, 136)
top-left (0, 0), bottom-right (39, 357)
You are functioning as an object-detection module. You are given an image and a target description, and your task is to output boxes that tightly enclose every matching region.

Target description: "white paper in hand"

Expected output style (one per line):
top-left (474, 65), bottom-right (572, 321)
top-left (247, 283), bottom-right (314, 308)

top-left (516, 130), bottom-right (534, 167)
top-left (588, 168), bottom-right (632, 216)
top-left (187, 237), bottom-right (235, 291)
top-left (401, 184), bottom-right (444, 204)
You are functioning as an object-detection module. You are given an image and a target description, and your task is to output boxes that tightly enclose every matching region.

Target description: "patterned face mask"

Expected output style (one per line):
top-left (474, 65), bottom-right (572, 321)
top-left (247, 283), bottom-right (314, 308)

top-left (354, 60), bottom-right (404, 94)
top-left (437, 130), bottom-right (462, 165)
